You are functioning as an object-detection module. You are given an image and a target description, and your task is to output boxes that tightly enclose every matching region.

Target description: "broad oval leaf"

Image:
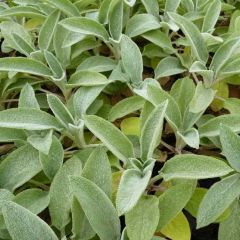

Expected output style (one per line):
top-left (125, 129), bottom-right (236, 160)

top-left (210, 37), bottom-right (240, 76)
top-left (47, 94), bottom-right (74, 129)
top-left (49, 157), bottom-right (82, 230)
top-left (82, 146), bottom-right (112, 197)
top-left (46, 0), bottom-right (80, 17)
top-left (73, 85), bottom-right (105, 119)
top-left (109, 96), bottom-right (145, 122)
top-left (157, 183), bottom-right (195, 230)
top-left (155, 56), bottom-right (186, 79)
top-left (220, 125), bottom-right (240, 172)
top-left (0, 144), bottom-right (42, 192)
top-left (19, 83), bottom-right (40, 109)
top-left (199, 114), bottom-right (240, 137)
top-left (140, 101), bottom-right (167, 161)
top-left (39, 10), bottom-right (60, 50)
top-left (141, 0), bottom-right (159, 17)
top-left (197, 174), bottom-right (240, 228)
top-left (0, 108), bottom-right (62, 131)
top-left (189, 82), bottom-right (215, 113)
top-left (108, 0), bottom-right (123, 41)
top-left (168, 13), bottom-right (208, 62)
top-left (202, 0), bottom-right (221, 33)
top-left (126, 14), bottom-right (161, 38)
top-left (218, 201), bottom-right (240, 240)
top-left (116, 168), bottom-right (152, 216)
top-left (121, 35), bottom-right (143, 87)
top-left (83, 115), bottom-right (135, 162)
top-left (68, 70), bottom-right (111, 87)
top-left (147, 84), bottom-right (182, 131)
top-left (40, 136), bottom-right (64, 180)
top-left (13, 188), bottom-right (49, 214)
top-left (60, 17), bottom-right (110, 42)
top-left (77, 56), bottom-right (117, 72)
top-left (0, 6), bottom-right (46, 19)
top-left (70, 176), bottom-right (121, 240)
top-left (160, 154), bottom-right (233, 181)
top-left (2, 201), bottom-right (58, 240)
top-left (125, 196), bottom-right (159, 240)
top-left (0, 128), bottom-right (27, 142)
top-left (0, 57), bottom-right (52, 77)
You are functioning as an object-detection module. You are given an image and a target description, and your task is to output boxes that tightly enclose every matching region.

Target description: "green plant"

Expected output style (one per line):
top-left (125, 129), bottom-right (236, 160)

top-left (0, 0), bottom-right (240, 239)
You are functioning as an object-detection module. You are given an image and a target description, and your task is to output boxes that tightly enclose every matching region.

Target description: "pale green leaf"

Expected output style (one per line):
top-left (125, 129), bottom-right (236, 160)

top-left (27, 130), bottom-right (53, 155)
top-left (170, 77), bottom-right (195, 116)
top-left (40, 136), bottom-right (64, 180)
top-left (165, 0), bottom-right (181, 12)
top-left (12, 33), bottom-right (35, 56)
top-left (197, 174), bottom-right (240, 228)
top-left (202, 0), bottom-right (221, 33)
top-left (46, 0), bottom-right (80, 17)
top-left (125, 196), bottom-right (159, 240)
top-left (141, 0), bottom-right (159, 17)
top-left (71, 197), bottom-right (95, 240)
top-left (44, 51), bottom-right (65, 80)
top-left (199, 114), bottom-right (240, 137)
top-left (147, 84), bottom-right (182, 131)
top-left (140, 101), bottom-right (167, 161)
top-left (220, 58), bottom-right (240, 77)
top-left (47, 94), bottom-right (74, 129)
top-left (210, 37), bottom-right (240, 76)
top-left (189, 82), bottom-right (215, 113)
top-left (73, 85), bottom-right (105, 119)
top-left (83, 115), bottom-right (135, 162)
top-left (0, 128), bottom-right (27, 142)
top-left (39, 10), bottom-right (60, 50)
top-left (0, 6), bottom-right (45, 19)
top-left (19, 83), bottom-right (40, 109)
top-left (108, 96), bottom-right (145, 122)
top-left (60, 17), bottom-right (110, 41)
top-left (224, 98), bottom-right (240, 113)
top-left (2, 201), bottom-right (58, 240)
top-left (49, 157), bottom-right (82, 230)
top-left (116, 168), bottom-right (152, 216)
top-left (108, 0), bottom-right (123, 41)
top-left (121, 35), bottom-right (143, 87)
top-left (68, 70), bottom-right (111, 87)
top-left (53, 25), bottom-right (71, 67)
top-left (0, 144), bottom-right (42, 192)
top-left (0, 57), bottom-right (52, 77)
top-left (71, 38), bottom-right (101, 60)
top-left (77, 56), bottom-right (117, 72)
top-left (0, 108), bottom-right (62, 131)
top-left (177, 128), bottom-right (200, 149)
top-left (82, 146), bottom-right (112, 197)
top-left (70, 176), bottom-right (121, 240)
top-left (14, 189), bottom-right (49, 214)
top-left (98, 0), bottom-right (111, 24)
top-left (157, 183), bottom-right (195, 230)
top-left (168, 12), bottom-right (208, 62)
top-left (160, 154), bottom-right (233, 181)
top-left (155, 56), bottom-right (186, 79)
top-left (220, 125), bottom-right (240, 172)
top-left (142, 30), bottom-right (174, 53)
top-left (126, 14), bottom-right (161, 38)
top-left (219, 201), bottom-right (240, 240)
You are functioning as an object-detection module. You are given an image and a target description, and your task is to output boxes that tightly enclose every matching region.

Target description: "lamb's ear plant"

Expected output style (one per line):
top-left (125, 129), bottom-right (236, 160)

top-left (0, 0), bottom-right (240, 240)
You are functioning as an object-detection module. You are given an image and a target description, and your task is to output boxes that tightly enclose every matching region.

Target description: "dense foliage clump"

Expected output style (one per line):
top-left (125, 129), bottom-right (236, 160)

top-left (0, 0), bottom-right (240, 239)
